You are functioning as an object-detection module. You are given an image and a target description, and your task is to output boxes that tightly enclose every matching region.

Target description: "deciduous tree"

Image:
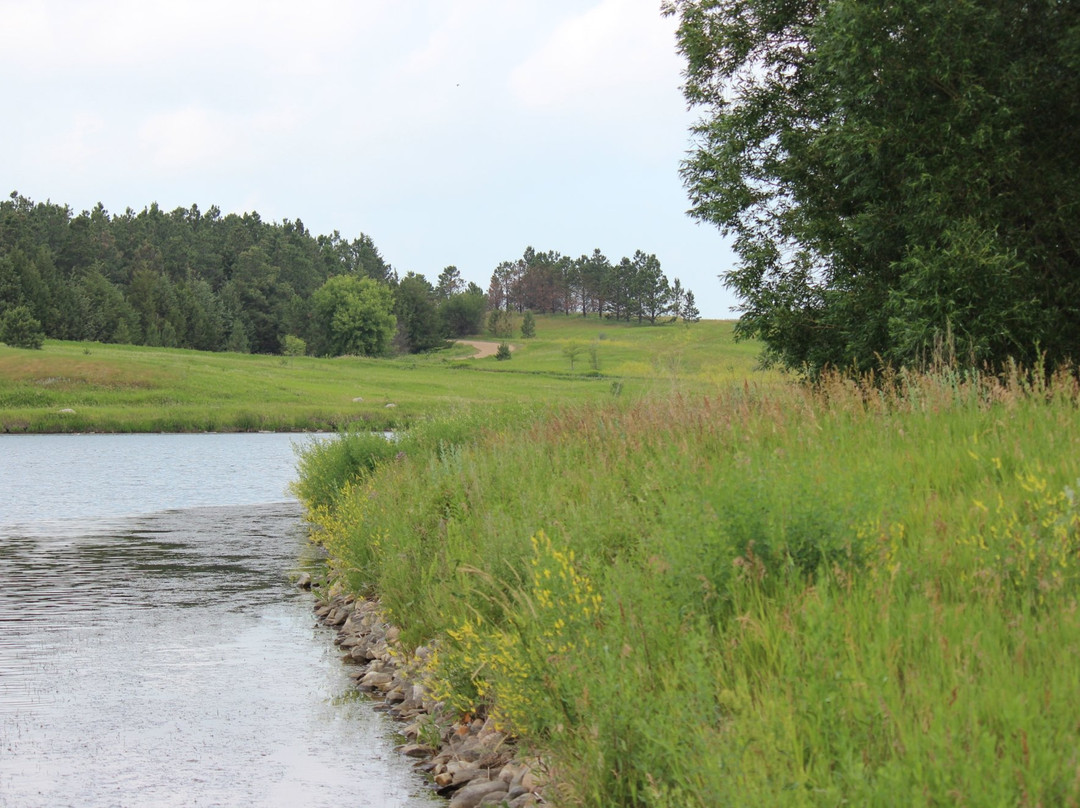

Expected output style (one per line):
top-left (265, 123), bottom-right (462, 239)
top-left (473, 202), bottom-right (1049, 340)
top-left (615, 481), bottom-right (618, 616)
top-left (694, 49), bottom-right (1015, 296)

top-left (666, 0), bottom-right (1080, 372)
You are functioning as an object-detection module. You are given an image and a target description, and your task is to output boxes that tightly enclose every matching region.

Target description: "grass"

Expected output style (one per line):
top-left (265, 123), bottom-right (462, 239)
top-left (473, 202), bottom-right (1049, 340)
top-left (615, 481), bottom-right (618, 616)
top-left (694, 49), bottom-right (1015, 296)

top-left (0, 316), bottom-right (762, 433)
top-left (294, 365), bottom-right (1080, 806)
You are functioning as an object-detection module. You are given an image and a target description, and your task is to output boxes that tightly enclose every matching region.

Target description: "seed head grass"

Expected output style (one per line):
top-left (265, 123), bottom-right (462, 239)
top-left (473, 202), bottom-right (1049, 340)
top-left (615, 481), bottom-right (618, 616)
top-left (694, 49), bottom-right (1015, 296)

top-left (295, 366), bottom-right (1080, 805)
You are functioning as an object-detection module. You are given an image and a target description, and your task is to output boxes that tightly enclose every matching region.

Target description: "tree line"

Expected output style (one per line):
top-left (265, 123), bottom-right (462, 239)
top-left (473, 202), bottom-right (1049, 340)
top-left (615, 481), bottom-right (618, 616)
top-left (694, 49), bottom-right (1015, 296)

top-left (0, 193), bottom-right (486, 355)
top-left (0, 193), bottom-right (699, 356)
top-left (487, 246), bottom-right (700, 324)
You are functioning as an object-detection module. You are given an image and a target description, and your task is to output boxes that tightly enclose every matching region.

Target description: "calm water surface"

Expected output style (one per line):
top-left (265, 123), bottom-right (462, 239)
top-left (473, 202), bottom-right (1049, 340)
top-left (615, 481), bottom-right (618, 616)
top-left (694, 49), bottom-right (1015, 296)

top-left (0, 434), bottom-right (440, 808)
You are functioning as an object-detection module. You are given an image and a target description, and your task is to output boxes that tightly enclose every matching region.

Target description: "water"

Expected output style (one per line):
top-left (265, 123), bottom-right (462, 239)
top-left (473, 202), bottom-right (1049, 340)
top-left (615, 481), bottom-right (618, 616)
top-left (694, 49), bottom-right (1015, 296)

top-left (0, 434), bottom-right (441, 808)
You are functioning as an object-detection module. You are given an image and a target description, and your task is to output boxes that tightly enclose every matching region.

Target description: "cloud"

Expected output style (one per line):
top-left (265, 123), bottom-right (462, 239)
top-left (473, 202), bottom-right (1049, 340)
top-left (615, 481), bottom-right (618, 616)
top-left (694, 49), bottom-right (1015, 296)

top-left (0, 0), bottom-right (384, 78)
top-left (508, 0), bottom-right (681, 116)
top-left (135, 104), bottom-right (298, 174)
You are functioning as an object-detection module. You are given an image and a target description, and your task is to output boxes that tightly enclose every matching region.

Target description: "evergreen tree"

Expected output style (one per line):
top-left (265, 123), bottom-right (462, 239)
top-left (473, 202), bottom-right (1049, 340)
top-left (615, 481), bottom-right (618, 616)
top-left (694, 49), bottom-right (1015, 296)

top-left (0, 305), bottom-right (45, 349)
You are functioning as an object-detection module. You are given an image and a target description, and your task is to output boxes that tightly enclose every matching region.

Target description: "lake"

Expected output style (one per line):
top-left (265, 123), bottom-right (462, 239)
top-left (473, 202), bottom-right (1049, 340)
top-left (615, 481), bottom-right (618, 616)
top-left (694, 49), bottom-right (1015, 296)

top-left (0, 433), bottom-right (440, 808)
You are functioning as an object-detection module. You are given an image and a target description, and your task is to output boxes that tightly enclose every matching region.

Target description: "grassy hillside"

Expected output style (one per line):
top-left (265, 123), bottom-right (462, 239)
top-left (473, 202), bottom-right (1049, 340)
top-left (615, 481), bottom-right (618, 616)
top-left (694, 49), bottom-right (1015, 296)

top-left (295, 366), bottom-right (1080, 806)
top-left (0, 316), bottom-right (761, 433)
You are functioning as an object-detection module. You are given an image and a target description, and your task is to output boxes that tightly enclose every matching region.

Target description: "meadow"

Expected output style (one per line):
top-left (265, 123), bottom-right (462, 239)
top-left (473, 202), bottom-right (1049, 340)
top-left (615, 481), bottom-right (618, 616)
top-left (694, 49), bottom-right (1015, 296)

top-left (0, 317), bottom-right (755, 433)
top-left (295, 353), bottom-right (1080, 806)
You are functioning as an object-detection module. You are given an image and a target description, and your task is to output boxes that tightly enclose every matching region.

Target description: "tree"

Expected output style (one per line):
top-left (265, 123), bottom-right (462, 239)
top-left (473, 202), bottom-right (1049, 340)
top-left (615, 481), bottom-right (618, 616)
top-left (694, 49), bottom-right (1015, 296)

top-left (666, 0), bottom-right (1080, 372)
top-left (440, 285), bottom-right (487, 337)
top-left (394, 272), bottom-right (444, 353)
top-left (521, 310), bottom-right (536, 338)
top-left (281, 334), bottom-right (307, 356)
top-left (632, 251), bottom-right (670, 324)
top-left (0, 305), bottom-right (45, 349)
top-left (310, 275), bottom-right (397, 357)
top-left (681, 290), bottom-right (701, 324)
top-left (435, 265), bottom-right (464, 300)
top-left (668, 277), bottom-right (685, 322)
top-left (562, 341), bottom-right (585, 370)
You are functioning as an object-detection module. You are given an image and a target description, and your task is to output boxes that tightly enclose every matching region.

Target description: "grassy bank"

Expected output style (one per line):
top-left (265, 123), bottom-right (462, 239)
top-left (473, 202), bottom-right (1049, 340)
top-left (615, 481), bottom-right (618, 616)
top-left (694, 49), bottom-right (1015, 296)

top-left (0, 316), bottom-right (754, 433)
top-left (294, 367), bottom-right (1080, 806)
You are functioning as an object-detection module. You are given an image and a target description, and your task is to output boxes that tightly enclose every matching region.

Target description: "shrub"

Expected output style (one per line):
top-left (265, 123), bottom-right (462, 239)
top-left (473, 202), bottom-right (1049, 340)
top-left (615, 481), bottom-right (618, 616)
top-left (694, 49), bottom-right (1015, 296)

top-left (0, 306), bottom-right (45, 349)
top-left (496, 342), bottom-right (512, 361)
top-left (281, 334), bottom-right (307, 356)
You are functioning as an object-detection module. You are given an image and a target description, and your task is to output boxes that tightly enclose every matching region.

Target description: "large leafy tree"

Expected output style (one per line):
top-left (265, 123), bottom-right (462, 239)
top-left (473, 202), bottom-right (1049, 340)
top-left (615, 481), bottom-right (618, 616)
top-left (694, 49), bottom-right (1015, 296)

top-left (440, 284), bottom-right (488, 337)
top-left (310, 275), bottom-right (396, 357)
top-left (666, 0), bottom-right (1080, 372)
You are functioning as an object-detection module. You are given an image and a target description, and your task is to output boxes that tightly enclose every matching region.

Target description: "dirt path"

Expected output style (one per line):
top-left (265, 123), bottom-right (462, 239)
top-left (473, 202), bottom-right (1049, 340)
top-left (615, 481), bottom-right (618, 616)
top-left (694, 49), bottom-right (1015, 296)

top-left (454, 340), bottom-right (513, 359)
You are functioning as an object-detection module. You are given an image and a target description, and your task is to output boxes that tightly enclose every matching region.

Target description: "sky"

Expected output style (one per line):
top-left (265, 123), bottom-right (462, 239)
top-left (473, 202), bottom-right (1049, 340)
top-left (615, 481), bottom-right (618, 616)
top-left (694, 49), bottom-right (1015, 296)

top-left (0, 0), bottom-right (741, 318)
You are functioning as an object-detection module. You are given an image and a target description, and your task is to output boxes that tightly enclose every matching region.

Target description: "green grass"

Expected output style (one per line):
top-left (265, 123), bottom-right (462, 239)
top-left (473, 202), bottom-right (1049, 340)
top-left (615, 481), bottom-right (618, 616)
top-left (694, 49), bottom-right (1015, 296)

top-left (0, 316), bottom-right (762, 432)
top-left (294, 366), bottom-right (1080, 806)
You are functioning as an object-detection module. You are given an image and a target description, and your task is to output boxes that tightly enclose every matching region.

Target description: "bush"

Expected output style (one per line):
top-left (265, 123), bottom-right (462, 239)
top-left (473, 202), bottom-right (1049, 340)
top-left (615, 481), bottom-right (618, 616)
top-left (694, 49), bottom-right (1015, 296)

top-left (0, 306), bottom-right (45, 349)
top-left (496, 342), bottom-right (512, 361)
top-left (281, 334), bottom-right (307, 356)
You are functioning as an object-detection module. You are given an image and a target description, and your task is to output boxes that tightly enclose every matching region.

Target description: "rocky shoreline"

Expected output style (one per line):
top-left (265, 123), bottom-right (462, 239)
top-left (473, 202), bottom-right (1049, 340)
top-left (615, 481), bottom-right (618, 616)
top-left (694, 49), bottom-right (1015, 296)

top-left (297, 573), bottom-right (547, 808)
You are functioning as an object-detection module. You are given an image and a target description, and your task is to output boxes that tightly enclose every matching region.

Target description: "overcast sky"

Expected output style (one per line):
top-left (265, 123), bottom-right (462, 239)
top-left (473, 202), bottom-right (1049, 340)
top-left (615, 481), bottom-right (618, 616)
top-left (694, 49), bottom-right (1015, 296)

top-left (1, 0), bottom-right (740, 318)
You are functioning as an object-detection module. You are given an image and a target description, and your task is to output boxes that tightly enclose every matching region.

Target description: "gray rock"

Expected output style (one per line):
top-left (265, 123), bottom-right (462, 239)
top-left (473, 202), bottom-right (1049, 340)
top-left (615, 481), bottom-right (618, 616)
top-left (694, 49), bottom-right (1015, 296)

top-left (448, 778), bottom-right (508, 808)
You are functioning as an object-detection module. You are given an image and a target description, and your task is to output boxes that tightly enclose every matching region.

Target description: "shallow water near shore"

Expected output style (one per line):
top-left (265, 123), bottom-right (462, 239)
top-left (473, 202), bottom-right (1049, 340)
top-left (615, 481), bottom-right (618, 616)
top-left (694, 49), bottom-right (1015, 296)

top-left (0, 433), bottom-right (440, 808)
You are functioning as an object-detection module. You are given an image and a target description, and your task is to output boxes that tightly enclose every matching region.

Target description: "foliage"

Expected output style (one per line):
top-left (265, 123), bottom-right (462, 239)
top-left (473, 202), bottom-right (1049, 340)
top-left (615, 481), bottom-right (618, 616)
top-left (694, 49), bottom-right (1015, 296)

top-left (393, 272), bottom-right (445, 353)
top-left (280, 334), bottom-right (307, 356)
top-left (520, 310), bottom-right (535, 338)
top-left (0, 305), bottom-right (45, 349)
top-left (666, 0), bottom-right (1080, 373)
top-left (0, 194), bottom-right (395, 356)
top-left (439, 286), bottom-right (487, 337)
top-left (296, 367), bottom-right (1080, 806)
top-left (486, 309), bottom-right (517, 339)
top-left (561, 341), bottom-right (584, 370)
top-left (310, 275), bottom-right (396, 357)
top-left (495, 341), bottom-right (512, 361)
top-left (488, 245), bottom-right (694, 323)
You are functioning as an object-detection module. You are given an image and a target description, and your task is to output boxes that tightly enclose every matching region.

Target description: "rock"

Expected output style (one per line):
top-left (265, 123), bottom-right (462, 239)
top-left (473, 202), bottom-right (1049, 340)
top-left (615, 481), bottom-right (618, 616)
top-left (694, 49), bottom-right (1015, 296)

top-left (358, 670), bottom-right (393, 690)
top-left (352, 396), bottom-right (364, 402)
top-left (58, 408), bottom-right (76, 414)
top-left (397, 743), bottom-right (436, 758)
top-left (385, 402), bottom-right (397, 408)
top-left (294, 572), bottom-right (312, 589)
top-left (448, 779), bottom-right (507, 808)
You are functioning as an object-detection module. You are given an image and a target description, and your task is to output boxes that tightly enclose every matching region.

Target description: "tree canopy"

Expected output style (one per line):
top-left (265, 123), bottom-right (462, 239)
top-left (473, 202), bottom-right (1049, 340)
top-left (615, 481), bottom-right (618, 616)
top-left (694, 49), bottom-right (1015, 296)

top-left (487, 246), bottom-right (698, 324)
top-left (0, 193), bottom-right (488, 357)
top-left (666, 0), bottom-right (1080, 372)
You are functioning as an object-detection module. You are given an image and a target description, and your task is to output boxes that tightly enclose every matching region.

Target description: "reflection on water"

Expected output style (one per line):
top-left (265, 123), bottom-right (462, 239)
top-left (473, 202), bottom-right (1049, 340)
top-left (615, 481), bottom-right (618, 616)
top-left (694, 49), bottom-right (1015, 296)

top-left (0, 435), bottom-right (439, 808)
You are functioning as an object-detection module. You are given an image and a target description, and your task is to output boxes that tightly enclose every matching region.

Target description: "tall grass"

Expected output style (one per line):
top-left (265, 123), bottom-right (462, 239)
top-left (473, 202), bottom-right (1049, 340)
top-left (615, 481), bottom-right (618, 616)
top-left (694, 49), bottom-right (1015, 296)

top-left (296, 368), bottom-right (1080, 805)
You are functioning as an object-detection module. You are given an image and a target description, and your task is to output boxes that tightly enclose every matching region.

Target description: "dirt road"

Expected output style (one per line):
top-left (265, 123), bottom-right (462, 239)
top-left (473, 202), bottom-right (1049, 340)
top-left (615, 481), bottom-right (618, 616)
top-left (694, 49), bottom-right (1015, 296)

top-left (454, 340), bottom-right (512, 359)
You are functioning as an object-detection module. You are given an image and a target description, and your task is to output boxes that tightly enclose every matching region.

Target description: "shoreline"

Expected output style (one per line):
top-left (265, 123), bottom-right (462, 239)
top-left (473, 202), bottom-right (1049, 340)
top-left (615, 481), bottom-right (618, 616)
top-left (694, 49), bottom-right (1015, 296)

top-left (299, 574), bottom-right (547, 808)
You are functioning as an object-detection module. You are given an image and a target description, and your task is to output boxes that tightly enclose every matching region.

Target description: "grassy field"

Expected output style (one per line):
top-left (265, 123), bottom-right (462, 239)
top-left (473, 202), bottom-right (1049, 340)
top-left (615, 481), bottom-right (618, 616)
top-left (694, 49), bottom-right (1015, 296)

top-left (294, 364), bottom-right (1080, 806)
top-left (0, 316), bottom-right (762, 433)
